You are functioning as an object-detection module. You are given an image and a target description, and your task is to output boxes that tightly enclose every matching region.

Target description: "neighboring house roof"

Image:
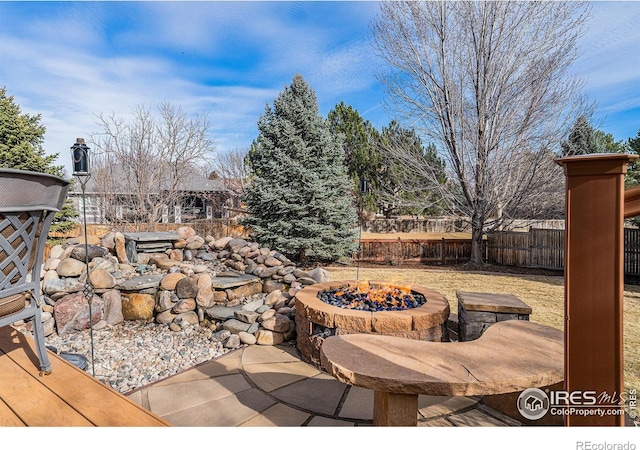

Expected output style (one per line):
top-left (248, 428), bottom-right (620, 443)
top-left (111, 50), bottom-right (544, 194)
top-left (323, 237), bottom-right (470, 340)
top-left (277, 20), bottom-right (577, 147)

top-left (68, 164), bottom-right (230, 195)
top-left (177, 177), bottom-right (229, 193)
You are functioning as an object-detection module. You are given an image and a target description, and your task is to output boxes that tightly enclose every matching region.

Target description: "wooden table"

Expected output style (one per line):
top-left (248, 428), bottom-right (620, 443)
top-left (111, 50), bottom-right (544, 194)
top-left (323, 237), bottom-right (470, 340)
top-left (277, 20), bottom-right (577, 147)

top-left (0, 327), bottom-right (169, 426)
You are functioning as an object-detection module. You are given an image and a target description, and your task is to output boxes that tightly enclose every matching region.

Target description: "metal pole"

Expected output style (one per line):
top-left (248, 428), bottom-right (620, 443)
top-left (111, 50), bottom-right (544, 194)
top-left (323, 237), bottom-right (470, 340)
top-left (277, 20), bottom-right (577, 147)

top-left (79, 179), bottom-right (96, 377)
top-left (357, 204), bottom-right (362, 282)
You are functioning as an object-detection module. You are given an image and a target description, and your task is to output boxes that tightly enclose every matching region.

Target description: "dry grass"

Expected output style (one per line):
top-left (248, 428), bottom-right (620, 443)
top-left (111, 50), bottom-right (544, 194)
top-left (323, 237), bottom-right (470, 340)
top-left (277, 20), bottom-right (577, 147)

top-left (325, 265), bottom-right (639, 395)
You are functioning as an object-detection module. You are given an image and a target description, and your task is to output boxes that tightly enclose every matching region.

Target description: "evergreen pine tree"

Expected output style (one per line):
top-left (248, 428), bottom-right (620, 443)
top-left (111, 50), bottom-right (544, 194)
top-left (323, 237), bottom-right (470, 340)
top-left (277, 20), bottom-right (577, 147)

top-left (242, 75), bottom-right (358, 262)
top-left (561, 116), bottom-right (604, 156)
top-left (328, 102), bottom-right (381, 214)
top-left (0, 86), bottom-right (64, 176)
top-left (0, 86), bottom-right (76, 238)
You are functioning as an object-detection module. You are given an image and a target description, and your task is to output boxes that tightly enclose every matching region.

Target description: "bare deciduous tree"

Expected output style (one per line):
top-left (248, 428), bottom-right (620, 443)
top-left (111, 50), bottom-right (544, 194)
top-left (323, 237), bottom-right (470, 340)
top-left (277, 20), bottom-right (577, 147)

top-left (209, 147), bottom-right (249, 199)
top-left (371, 1), bottom-right (590, 264)
top-left (90, 102), bottom-right (215, 229)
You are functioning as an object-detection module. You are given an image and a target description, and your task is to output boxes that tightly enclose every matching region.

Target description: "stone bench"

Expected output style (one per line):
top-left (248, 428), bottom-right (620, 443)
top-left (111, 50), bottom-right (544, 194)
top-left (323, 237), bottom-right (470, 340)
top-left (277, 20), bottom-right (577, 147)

top-left (456, 291), bottom-right (532, 341)
top-left (124, 232), bottom-right (181, 263)
top-left (320, 320), bottom-right (563, 426)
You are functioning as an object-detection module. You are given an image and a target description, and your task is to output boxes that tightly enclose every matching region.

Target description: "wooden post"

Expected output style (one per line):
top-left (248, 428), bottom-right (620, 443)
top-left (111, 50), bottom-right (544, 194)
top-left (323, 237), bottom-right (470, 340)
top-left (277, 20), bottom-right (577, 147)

top-left (557, 154), bottom-right (637, 426)
top-left (373, 391), bottom-right (418, 426)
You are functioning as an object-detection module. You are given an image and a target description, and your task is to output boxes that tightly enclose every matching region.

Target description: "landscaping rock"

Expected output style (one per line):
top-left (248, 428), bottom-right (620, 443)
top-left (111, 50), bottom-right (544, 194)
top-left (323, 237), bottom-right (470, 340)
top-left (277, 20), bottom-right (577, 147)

top-left (56, 257), bottom-right (86, 277)
top-left (102, 289), bottom-right (124, 326)
top-left (89, 268), bottom-right (116, 290)
top-left (161, 273), bottom-right (186, 291)
top-left (70, 244), bottom-right (108, 262)
top-left (255, 329), bottom-right (284, 345)
top-left (54, 292), bottom-right (104, 338)
top-left (261, 313), bottom-right (291, 333)
top-left (175, 277), bottom-right (198, 299)
top-left (122, 293), bottom-right (155, 321)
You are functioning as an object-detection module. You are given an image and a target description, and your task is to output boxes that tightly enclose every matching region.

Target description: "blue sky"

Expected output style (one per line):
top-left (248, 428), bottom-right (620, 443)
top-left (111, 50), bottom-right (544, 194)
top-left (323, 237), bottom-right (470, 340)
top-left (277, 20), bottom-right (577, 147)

top-left (1, 1), bottom-right (639, 176)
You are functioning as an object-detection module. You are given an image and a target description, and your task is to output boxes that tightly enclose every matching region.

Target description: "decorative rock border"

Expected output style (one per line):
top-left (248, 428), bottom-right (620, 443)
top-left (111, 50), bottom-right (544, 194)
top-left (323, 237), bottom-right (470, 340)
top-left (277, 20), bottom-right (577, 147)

top-left (23, 227), bottom-right (332, 352)
top-left (294, 280), bottom-right (450, 368)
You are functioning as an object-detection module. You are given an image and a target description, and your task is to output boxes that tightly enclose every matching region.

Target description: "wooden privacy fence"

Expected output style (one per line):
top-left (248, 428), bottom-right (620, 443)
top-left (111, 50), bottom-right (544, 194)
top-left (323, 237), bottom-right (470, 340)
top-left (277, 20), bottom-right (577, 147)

top-left (488, 227), bottom-right (640, 276)
top-left (361, 218), bottom-right (565, 234)
top-left (361, 218), bottom-right (470, 234)
top-left (487, 228), bottom-right (565, 270)
top-left (49, 219), bottom-right (247, 241)
top-left (358, 238), bottom-right (485, 265)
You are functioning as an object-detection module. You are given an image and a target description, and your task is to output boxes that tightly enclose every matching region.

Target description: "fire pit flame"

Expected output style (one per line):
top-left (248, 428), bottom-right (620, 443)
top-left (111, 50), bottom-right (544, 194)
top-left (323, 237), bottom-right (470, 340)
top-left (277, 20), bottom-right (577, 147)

top-left (318, 281), bottom-right (426, 311)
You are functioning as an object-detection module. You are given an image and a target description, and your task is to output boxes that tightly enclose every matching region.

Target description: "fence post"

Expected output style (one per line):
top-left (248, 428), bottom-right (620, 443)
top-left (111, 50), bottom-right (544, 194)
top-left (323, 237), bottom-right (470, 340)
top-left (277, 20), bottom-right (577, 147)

top-left (557, 153), bottom-right (637, 426)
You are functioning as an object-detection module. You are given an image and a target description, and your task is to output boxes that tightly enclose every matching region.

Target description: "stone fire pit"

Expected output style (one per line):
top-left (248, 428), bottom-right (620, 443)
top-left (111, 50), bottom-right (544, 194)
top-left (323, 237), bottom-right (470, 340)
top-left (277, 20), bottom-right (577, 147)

top-left (294, 280), bottom-right (450, 368)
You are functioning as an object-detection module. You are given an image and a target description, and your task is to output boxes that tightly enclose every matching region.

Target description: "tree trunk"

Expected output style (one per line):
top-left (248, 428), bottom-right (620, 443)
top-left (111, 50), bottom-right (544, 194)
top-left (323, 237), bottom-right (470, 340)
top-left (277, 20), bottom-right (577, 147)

top-left (469, 220), bottom-right (485, 266)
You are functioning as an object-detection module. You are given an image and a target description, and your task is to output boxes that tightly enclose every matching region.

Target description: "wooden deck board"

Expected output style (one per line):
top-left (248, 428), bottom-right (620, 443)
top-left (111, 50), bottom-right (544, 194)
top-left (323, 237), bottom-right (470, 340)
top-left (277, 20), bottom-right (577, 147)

top-left (0, 399), bottom-right (26, 426)
top-left (0, 347), bottom-right (92, 426)
top-left (0, 328), bottom-right (170, 427)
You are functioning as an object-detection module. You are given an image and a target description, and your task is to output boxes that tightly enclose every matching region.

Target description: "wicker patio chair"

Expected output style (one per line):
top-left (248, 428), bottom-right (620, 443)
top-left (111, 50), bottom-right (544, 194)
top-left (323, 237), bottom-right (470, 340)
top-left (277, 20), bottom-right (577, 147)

top-left (0, 168), bottom-right (70, 375)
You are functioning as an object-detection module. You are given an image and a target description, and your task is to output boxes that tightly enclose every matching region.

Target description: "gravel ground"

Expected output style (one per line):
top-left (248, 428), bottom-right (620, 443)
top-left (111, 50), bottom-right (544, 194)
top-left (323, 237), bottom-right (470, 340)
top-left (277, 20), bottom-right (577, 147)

top-left (44, 320), bottom-right (230, 395)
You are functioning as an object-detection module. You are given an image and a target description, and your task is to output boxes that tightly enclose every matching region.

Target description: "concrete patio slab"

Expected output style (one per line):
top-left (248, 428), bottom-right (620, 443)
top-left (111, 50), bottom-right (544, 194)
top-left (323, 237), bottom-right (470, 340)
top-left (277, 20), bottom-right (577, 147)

top-left (306, 415), bottom-right (356, 426)
top-left (270, 376), bottom-right (348, 416)
top-left (447, 408), bottom-right (511, 426)
top-left (240, 403), bottom-right (311, 426)
top-left (244, 360), bottom-right (324, 392)
top-left (418, 395), bottom-right (479, 419)
top-left (154, 350), bottom-right (244, 386)
top-left (129, 344), bottom-right (524, 427)
top-left (147, 373), bottom-right (251, 416)
top-left (162, 388), bottom-right (275, 427)
top-left (339, 386), bottom-right (373, 420)
top-left (241, 344), bottom-right (301, 365)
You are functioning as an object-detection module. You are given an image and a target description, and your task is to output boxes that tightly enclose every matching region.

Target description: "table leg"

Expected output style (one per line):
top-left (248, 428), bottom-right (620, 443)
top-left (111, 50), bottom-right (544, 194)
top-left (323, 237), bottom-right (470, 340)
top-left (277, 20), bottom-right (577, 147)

top-left (373, 391), bottom-right (418, 426)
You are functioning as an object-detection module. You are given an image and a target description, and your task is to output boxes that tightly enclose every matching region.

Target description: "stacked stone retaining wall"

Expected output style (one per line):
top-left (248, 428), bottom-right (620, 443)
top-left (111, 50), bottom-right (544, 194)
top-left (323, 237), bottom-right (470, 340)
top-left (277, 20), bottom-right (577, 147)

top-left (19, 227), bottom-right (331, 351)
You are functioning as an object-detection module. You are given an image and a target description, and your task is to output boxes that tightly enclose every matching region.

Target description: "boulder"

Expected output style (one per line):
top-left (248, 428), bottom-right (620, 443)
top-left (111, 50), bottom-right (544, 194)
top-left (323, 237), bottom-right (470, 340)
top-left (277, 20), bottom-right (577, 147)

top-left (70, 244), bottom-right (108, 262)
top-left (255, 329), bottom-right (284, 345)
top-left (54, 292), bottom-right (104, 337)
top-left (100, 232), bottom-right (116, 251)
top-left (186, 235), bottom-right (205, 250)
top-left (161, 273), bottom-right (186, 291)
top-left (238, 331), bottom-right (257, 345)
top-left (172, 298), bottom-right (196, 314)
top-left (102, 289), bottom-right (124, 326)
top-left (212, 236), bottom-right (233, 250)
top-left (175, 311), bottom-right (199, 325)
top-left (176, 226), bottom-right (197, 239)
top-left (222, 318), bottom-right (251, 334)
top-left (155, 290), bottom-right (178, 313)
top-left (56, 258), bottom-right (86, 277)
top-left (48, 244), bottom-right (65, 260)
top-left (150, 255), bottom-right (180, 270)
top-left (122, 293), bottom-right (155, 321)
top-left (114, 232), bottom-right (128, 264)
top-left (175, 277), bottom-right (198, 299)
top-left (155, 310), bottom-right (178, 324)
top-left (308, 267), bottom-right (331, 283)
top-left (89, 268), bottom-right (116, 290)
top-left (196, 273), bottom-right (214, 308)
top-left (261, 313), bottom-right (291, 333)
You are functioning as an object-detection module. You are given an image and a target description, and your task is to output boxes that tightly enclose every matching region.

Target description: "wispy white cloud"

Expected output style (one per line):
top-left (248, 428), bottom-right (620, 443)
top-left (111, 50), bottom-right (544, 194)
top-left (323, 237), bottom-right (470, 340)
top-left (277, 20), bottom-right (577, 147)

top-left (574, 1), bottom-right (640, 137)
top-left (3, 0), bottom-right (637, 177)
top-left (0, 1), bottom-right (385, 174)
